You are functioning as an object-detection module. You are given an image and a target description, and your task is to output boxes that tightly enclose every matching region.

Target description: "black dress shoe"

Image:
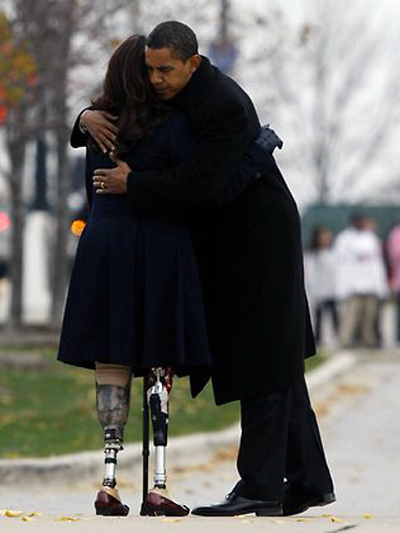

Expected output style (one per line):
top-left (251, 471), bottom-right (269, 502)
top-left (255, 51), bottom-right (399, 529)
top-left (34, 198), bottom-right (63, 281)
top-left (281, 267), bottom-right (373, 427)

top-left (283, 484), bottom-right (336, 516)
top-left (191, 494), bottom-right (282, 517)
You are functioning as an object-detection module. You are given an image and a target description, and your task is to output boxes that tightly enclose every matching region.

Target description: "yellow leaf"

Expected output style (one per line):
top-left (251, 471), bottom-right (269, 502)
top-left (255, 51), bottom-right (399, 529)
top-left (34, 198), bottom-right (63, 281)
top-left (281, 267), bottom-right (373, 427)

top-left (28, 512), bottom-right (41, 517)
top-left (4, 510), bottom-right (23, 517)
top-left (57, 516), bottom-right (81, 522)
top-left (364, 513), bottom-right (373, 519)
top-left (330, 516), bottom-right (344, 523)
top-left (162, 518), bottom-right (183, 522)
top-left (21, 516), bottom-right (33, 522)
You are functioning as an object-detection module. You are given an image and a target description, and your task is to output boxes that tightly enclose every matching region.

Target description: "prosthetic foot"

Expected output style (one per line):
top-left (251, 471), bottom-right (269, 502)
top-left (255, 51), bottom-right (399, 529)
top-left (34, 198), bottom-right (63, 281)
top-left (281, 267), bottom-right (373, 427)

top-left (95, 379), bottom-right (131, 516)
top-left (144, 487), bottom-right (190, 516)
top-left (142, 368), bottom-right (189, 517)
top-left (95, 486), bottom-right (130, 516)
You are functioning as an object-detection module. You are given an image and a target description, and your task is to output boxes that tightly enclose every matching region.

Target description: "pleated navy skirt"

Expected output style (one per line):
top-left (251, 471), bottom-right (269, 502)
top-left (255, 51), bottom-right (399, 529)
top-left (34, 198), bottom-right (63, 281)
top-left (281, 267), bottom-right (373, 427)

top-left (57, 125), bottom-right (212, 377)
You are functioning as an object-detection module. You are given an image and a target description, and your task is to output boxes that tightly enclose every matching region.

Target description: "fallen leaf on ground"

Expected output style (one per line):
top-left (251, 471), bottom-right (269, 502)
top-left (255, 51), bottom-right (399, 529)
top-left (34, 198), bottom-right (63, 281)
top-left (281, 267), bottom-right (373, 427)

top-left (314, 403), bottom-right (330, 417)
top-left (28, 512), bottom-right (41, 517)
top-left (57, 516), bottom-right (81, 522)
top-left (337, 383), bottom-right (369, 395)
top-left (162, 518), bottom-right (182, 522)
top-left (329, 516), bottom-right (344, 523)
top-left (3, 510), bottom-right (23, 517)
top-left (212, 445), bottom-right (238, 462)
top-left (21, 516), bottom-right (33, 522)
top-left (364, 513), bottom-right (373, 519)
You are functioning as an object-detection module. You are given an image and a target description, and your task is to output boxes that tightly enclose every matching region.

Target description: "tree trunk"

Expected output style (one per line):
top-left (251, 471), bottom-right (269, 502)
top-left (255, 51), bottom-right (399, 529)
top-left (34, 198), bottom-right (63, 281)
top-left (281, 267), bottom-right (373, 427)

top-left (6, 110), bottom-right (27, 330)
top-left (50, 124), bottom-right (70, 328)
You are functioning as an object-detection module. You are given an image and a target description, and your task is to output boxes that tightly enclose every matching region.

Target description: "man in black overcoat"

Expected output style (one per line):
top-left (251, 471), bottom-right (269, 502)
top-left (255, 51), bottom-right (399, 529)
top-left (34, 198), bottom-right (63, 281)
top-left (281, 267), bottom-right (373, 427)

top-left (71, 21), bottom-right (334, 517)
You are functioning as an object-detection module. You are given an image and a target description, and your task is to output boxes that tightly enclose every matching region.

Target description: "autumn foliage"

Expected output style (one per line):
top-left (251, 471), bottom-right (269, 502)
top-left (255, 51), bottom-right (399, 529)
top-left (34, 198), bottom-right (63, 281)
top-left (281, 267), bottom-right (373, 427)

top-left (0, 12), bottom-right (37, 123)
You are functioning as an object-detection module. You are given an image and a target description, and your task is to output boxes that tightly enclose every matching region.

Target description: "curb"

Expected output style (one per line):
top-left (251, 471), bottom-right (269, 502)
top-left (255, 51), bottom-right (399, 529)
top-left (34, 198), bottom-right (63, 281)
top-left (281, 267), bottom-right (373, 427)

top-left (306, 350), bottom-right (357, 391)
top-left (0, 351), bottom-right (357, 486)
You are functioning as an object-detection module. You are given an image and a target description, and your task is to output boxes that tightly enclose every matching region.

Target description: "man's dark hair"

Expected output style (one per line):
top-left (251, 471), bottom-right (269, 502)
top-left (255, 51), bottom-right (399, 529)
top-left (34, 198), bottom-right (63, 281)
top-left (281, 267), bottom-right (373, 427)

top-left (147, 21), bottom-right (198, 61)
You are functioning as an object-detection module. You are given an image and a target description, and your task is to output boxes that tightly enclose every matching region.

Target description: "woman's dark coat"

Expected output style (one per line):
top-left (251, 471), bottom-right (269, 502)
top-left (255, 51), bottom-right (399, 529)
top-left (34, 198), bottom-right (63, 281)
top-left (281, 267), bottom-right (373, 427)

top-left (71, 57), bottom-right (315, 405)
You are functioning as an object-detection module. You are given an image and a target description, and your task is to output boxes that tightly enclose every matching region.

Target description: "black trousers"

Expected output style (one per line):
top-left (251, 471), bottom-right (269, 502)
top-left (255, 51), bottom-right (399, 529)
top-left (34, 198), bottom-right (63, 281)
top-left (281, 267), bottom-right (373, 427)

top-left (236, 374), bottom-right (334, 502)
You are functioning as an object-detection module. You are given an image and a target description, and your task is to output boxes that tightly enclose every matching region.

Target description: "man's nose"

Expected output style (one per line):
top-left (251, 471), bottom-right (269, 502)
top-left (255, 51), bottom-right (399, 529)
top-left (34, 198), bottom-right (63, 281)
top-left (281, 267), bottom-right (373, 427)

top-left (150, 70), bottom-right (163, 85)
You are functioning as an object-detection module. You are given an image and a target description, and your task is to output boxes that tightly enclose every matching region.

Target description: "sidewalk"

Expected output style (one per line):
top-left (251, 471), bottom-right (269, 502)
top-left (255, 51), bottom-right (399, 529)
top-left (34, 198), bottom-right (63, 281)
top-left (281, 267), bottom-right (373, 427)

top-left (1, 349), bottom-right (400, 531)
top-left (1, 514), bottom-right (399, 533)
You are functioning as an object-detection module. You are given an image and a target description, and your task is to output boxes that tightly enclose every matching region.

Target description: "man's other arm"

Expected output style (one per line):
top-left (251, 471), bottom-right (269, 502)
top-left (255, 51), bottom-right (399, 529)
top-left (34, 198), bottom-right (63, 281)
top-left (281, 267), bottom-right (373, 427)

top-left (70, 109), bottom-right (88, 148)
top-left (126, 100), bottom-right (257, 215)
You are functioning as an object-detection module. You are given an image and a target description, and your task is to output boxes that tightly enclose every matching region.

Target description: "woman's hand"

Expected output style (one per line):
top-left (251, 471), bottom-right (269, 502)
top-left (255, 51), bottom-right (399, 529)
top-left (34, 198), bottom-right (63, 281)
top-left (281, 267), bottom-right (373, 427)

top-left (80, 110), bottom-right (119, 153)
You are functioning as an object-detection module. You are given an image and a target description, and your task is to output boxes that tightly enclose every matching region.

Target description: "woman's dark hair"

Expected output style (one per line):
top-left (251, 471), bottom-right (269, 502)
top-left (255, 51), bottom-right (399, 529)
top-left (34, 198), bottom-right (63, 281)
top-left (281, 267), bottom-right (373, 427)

top-left (92, 34), bottom-right (170, 154)
top-left (147, 21), bottom-right (198, 61)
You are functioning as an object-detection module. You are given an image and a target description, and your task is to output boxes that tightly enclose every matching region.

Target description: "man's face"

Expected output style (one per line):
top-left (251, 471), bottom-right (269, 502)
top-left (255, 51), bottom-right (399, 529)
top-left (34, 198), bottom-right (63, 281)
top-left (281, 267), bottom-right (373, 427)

top-left (145, 46), bottom-right (200, 100)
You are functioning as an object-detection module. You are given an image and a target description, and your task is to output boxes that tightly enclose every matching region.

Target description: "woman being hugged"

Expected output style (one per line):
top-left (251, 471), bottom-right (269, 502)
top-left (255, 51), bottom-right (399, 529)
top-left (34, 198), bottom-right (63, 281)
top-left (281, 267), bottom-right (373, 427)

top-left (57, 35), bottom-right (211, 517)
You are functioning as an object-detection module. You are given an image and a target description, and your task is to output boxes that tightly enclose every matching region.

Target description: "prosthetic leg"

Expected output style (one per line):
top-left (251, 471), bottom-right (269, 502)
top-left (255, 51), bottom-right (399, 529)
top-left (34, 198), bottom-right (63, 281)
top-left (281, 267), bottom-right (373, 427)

top-left (94, 364), bottom-right (132, 516)
top-left (141, 367), bottom-right (189, 516)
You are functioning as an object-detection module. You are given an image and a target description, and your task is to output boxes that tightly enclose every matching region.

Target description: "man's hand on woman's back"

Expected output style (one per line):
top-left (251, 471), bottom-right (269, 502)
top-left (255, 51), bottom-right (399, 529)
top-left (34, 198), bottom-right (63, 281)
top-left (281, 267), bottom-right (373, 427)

top-left (80, 109), bottom-right (119, 153)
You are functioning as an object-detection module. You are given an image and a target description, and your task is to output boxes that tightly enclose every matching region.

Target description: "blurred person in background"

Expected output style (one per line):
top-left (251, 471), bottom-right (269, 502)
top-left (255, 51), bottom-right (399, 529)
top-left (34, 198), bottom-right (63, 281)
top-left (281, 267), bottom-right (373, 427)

top-left (304, 226), bottom-right (339, 347)
top-left (334, 214), bottom-right (388, 348)
top-left (386, 219), bottom-right (400, 345)
top-left (70, 21), bottom-right (334, 519)
top-left (363, 217), bottom-right (386, 346)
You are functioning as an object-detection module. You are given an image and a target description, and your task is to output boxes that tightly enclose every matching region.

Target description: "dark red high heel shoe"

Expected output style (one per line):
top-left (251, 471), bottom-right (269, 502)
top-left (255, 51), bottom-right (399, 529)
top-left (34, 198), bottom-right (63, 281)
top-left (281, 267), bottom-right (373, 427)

top-left (142, 490), bottom-right (189, 516)
top-left (94, 488), bottom-right (130, 516)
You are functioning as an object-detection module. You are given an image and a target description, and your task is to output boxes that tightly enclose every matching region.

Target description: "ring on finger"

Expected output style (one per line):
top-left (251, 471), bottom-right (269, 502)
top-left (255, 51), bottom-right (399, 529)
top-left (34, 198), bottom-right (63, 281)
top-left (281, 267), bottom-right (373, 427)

top-left (100, 181), bottom-right (106, 190)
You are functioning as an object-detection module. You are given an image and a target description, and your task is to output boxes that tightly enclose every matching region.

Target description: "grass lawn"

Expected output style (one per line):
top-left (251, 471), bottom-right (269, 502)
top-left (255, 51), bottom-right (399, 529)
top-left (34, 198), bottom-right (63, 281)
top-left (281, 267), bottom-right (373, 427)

top-left (0, 347), bottom-right (325, 458)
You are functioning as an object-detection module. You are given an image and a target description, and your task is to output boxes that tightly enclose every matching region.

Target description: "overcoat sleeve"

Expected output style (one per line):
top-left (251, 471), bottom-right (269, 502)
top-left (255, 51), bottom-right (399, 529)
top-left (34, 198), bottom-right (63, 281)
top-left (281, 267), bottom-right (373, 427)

top-left (126, 99), bottom-right (259, 214)
top-left (70, 108), bottom-right (90, 148)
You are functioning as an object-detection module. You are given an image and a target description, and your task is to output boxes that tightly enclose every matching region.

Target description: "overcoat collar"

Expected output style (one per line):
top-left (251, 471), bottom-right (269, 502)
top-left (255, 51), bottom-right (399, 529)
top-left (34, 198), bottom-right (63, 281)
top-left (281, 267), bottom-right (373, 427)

top-left (170, 56), bottom-right (215, 109)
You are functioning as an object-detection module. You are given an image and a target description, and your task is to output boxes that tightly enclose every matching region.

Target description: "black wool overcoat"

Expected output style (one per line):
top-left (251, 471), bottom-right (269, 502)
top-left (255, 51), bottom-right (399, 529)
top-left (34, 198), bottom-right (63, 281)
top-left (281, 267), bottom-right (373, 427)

top-left (71, 57), bottom-right (315, 405)
top-left (125, 57), bottom-right (315, 405)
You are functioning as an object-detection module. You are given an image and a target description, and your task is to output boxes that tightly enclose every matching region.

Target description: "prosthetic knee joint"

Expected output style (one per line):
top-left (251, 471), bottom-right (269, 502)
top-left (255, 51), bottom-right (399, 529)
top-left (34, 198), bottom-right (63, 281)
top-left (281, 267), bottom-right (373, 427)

top-left (96, 380), bottom-right (131, 488)
top-left (147, 367), bottom-right (173, 489)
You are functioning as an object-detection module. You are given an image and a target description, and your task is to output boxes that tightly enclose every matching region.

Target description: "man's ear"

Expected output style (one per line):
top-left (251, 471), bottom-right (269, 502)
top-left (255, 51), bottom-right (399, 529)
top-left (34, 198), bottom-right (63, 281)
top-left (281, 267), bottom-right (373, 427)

top-left (189, 54), bottom-right (201, 74)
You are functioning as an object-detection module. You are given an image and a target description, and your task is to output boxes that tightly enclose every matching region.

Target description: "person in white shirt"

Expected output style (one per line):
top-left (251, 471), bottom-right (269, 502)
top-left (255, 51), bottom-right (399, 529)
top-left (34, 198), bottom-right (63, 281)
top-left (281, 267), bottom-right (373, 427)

top-left (304, 226), bottom-right (338, 346)
top-left (334, 214), bottom-right (388, 348)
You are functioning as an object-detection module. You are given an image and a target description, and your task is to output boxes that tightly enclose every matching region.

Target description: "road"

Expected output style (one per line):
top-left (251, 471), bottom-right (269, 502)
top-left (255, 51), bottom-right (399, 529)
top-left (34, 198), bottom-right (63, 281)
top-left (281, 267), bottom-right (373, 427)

top-left (1, 349), bottom-right (399, 532)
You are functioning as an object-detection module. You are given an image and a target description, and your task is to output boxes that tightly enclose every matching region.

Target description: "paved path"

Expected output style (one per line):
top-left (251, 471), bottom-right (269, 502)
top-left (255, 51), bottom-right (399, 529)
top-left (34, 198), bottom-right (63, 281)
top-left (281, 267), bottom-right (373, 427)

top-left (1, 350), bottom-right (400, 531)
